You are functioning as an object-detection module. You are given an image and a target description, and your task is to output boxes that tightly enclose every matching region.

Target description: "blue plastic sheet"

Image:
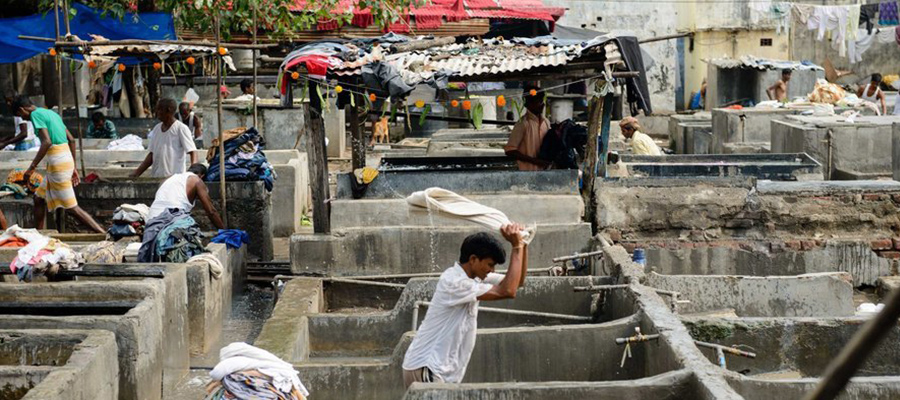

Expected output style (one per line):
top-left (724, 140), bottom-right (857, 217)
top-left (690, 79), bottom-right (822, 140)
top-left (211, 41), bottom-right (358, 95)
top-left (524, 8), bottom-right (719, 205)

top-left (0, 3), bottom-right (176, 64)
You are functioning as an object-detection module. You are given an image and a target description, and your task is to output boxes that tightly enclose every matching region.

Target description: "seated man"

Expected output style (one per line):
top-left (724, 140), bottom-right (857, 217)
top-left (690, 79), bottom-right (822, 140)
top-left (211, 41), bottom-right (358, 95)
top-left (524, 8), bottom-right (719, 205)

top-left (505, 85), bottom-right (550, 171)
top-left (132, 99), bottom-right (198, 178)
top-left (1, 91), bottom-right (38, 151)
top-left (86, 112), bottom-right (118, 139)
top-left (139, 163), bottom-right (225, 262)
top-left (857, 73), bottom-right (887, 115)
top-left (240, 78), bottom-right (255, 96)
top-left (619, 116), bottom-right (662, 156)
top-left (402, 224), bottom-right (527, 386)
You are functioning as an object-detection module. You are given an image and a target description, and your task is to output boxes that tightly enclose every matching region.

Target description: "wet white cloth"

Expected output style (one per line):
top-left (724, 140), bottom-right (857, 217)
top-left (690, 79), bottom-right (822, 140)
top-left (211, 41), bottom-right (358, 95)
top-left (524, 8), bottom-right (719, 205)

top-left (402, 263), bottom-right (504, 383)
top-left (113, 203), bottom-right (150, 223)
top-left (210, 342), bottom-right (309, 397)
top-left (147, 120), bottom-right (197, 178)
top-left (147, 172), bottom-right (195, 221)
top-left (107, 134), bottom-right (144, 151)
top-left (406, 187), bottom-right (535, 244)
top-left (188, 253), bottom-right (224, 279)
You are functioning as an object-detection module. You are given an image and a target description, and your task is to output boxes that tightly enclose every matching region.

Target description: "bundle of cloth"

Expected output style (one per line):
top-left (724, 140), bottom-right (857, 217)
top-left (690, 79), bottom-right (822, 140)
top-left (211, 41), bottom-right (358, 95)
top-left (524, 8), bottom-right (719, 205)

top-left (138, 208), bottom-right (206, 263)
top-left (211, 229), bottom-right (250, 250)
top-left (1, 168), bottom-right (43, 199)
top-left (406, 187), bottom-right (535, 244)
top-left (806, 79), bottom-right (882, 115)
top-left (81, 241), bottom-right (127, 264)
top-left (206, 127), bottom-right (276, 192)
top-left (108, 203), bottom-right (150, 241)
top-left (206, 342), bottom-right (309, 400)
top-left (1, 226), bottom-right (83, 282)
top-left (107, 134), bottom-right (144, 151)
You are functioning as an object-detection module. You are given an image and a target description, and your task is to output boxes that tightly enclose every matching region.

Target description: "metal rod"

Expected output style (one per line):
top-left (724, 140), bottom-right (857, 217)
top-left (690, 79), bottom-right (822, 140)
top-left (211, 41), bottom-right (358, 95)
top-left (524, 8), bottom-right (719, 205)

top-left (573, 284), bottom-right (629, 292)
top-left (19, 35), bottom-right (274, 49)
top-left (214, 10), bottom-right (227, 226)
top-left (615, 334), bottom-right (660, 344)
top-left (825, 129), bottom-right (833, 181)
top-left (803, 275), bottom-right (900, 400)
top-left (716, 347), bottom-right (727, 368)
top-left (693, 341), bottom-right (756, 358)
top-left (412, 301), bottom-right (591, 331)
top-left (553, 250), bottom-right (605, 263)
top-left (326, 277), bottom-right (406, 289)
top-left (639, 32), bottom-right (693, 44)
top-left (251, 0), bottom-right (258, 130)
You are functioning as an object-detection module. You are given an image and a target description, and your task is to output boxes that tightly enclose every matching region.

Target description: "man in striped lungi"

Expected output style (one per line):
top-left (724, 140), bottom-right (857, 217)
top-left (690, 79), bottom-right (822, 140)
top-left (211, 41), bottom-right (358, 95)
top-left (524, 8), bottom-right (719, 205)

top-left (12, 96), bottom-right (105, 233)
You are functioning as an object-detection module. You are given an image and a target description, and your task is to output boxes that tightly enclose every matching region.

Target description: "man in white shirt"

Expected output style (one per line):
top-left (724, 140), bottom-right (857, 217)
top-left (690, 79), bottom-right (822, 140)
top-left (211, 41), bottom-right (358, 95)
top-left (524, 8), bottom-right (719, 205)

top-left (402, 223), bottom-right (528, 387)
top-left (132, 98), bottom-right (198, 178)
top-left (2, 92), bottom-right (38, 151)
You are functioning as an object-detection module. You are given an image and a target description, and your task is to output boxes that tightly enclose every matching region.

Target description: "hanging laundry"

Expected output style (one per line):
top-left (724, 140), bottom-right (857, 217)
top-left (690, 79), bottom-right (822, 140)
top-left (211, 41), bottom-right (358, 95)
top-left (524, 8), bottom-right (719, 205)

top-left (848, 28), bottom-right (898, 63)
top-left (880, 1), bottom-right (899, 26)
top-left (860, 4), bottom-right (879, 34)
top-left (207, 342), bottom-right (309, 400)
top-left (803, 5), bottom-right (856, 56)
top-left (749, 0), bottom-right (792, 34)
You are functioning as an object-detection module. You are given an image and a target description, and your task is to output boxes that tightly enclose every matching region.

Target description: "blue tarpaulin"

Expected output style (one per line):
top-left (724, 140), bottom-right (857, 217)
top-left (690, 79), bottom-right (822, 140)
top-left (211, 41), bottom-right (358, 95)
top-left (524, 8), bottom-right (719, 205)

top-left (0, 3), bottom-right (176, 64)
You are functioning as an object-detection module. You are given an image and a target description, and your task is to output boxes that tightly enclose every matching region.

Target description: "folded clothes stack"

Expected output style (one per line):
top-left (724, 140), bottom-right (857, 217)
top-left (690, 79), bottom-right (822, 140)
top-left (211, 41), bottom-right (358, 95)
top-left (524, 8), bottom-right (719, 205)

top-left (206, 342), bottom-right (309, 400)
top-left (108, 203), bottom-right (150, 241)
top-left (206, 127), bottom-right (276, 192)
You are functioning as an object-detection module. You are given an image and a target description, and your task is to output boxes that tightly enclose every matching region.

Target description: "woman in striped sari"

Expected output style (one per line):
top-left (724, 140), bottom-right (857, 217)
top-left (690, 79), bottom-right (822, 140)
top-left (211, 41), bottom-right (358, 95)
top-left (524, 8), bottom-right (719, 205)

top-left (12, 95), bottom-right (105, 233)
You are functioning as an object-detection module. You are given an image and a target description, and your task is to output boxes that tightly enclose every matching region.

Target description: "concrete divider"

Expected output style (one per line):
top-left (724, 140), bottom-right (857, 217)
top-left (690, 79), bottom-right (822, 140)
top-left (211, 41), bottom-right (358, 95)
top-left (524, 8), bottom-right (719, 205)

top-left (728, 375), bottom-right (900, 400)
top-left (0, 329), bottom-right (119, 400)
top-left (336, 169), bottom-right (579, 199)
top-left (0, 277), bottom-right (186, 400)
top-left (647, 272), bottom-right (855, 317)
top-left (290, 223), bottom-right (593, 275)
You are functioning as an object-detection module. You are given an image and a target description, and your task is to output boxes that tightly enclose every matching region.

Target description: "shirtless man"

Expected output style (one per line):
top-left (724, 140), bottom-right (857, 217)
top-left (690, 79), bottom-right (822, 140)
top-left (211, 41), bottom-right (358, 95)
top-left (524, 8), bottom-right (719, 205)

top-left (767, 69), bottom-right (792, 102)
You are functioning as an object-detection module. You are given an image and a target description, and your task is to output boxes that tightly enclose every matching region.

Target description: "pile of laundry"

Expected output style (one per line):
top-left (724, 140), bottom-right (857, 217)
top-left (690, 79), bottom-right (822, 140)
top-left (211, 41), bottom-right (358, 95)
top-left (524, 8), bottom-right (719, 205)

top-left (206, 342), bottom-right (309, 400)
top-left (108, 203), bottom-right (150, 241)
top-left (1, 168), bottom-right (43, 199)
top-left (81, 241), bottom-right (127, 264)
top-left (210, 229), bottom-right (250, 250)
top-left (805, 79), bottom-right (883, 115)
top-left (107, 134), bottom-right (144, 151)
top-left (1, 226), bottom-right (83, 282)
top-left (138, 208), bottom-right (206, 263)
top-left (206, 127), bottom-right (276, 192)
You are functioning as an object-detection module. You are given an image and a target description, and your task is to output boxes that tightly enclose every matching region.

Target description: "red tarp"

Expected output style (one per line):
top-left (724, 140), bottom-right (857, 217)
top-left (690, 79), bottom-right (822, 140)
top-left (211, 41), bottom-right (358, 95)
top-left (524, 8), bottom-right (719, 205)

top-left (292, 0), bottom-right (564, 31)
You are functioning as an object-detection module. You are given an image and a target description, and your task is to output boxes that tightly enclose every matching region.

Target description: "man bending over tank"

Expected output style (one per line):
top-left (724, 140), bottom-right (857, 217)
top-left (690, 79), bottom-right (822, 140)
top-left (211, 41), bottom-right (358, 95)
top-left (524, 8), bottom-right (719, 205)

top-left (402, 224), bottom-right (528, 386)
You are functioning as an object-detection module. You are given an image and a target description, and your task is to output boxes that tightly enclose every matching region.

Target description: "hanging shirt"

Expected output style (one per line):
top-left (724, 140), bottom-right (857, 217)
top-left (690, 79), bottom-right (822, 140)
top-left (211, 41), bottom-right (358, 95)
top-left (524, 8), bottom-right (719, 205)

top-left (504, 110), bottom-right (550, 171)
top-left (402, 263), bottom-right (504, 383)
top-left (147, 120), bottom-right (197, 178)
top-left (630, 131), bottom-right (663, 156)
top-left (147, 172), bottom-right (195, 221)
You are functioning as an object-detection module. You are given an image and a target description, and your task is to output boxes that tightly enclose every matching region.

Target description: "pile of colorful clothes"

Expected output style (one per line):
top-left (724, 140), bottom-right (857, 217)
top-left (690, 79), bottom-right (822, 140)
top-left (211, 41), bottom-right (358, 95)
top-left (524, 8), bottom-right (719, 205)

top-left (206, 342), bottom-right (309, 400)
top-left (138, 208), bottom-right (206, 263)
top-left (1, 226), bottom-right (84, 282)
top-left (206, 127), bottom-right (276, 192)
top-left (108, 204), bottom-right (150, 241)
top-left (1, 168), bottom-right (43, 199)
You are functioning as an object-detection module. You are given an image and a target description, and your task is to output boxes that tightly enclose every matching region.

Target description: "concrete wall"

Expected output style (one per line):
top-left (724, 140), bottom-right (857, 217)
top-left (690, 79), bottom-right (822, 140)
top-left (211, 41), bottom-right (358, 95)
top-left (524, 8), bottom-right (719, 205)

top-left (0, 330), bottom-right (119, 400)
top-left (711, 108), bottom-right (798, 153)
top-left (290, 223), bottom-right (593, 276)
top-left (647, 272), bottom-right (855, 317)
top-left (669, 112), bottom-right (712, 154)
top-left (641, 240), bottom-right (893, 287)
top-left (684, 317), bottom-right (900, 377)
top-left (707, 66), bottom-right (823, 110)
top-left (729, 376), bottom-right (900, 400)
top-left (772, 116), bottom-right (900, 179)
top-left (596, 178), bottom-right (900, 241)
top-left (335, 169), bottom-right (580, 199)
top-left (894, 123), bottom-right (900, 182)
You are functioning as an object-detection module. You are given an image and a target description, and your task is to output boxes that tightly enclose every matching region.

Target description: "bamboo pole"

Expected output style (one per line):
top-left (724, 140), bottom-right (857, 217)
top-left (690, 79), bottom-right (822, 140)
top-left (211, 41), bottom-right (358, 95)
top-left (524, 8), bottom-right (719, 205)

top-left (53, 0), bottom-right (62, 116)
top-left (214, 9), bottom-right (227, 227)
top-left (61, 0), bottom-right (85, 177)
top-left (252, 0), bottom-right (258, 130)
top-left (18, 36), bottom-right (274, 50)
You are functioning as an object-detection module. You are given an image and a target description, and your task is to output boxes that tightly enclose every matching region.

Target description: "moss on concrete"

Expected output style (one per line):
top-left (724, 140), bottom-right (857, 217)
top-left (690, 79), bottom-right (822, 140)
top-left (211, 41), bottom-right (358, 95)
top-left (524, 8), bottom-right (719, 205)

top-left (685, 320), bottom-right (735, 342)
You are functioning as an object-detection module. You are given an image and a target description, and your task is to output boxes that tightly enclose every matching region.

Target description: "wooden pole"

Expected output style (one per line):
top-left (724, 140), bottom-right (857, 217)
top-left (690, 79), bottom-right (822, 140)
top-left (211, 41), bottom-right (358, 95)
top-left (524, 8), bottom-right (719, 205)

top-left (53, 0), bottom-right (63, 115)
top-left (62, 0), bottom-right (85, 177)
top-left (215, 9), bottom-right (227, 226)
top-left (19, 36), bottom-right (275, 50)
top-left (581, 95), bottom-right (603, 225)
top-left (307, 81), bottom-right (331, 234)
top-left (252, 0), bottom-right (258, 130)
top-left (349, 94), bottom-right (364, 170)
top-left (598, 94), bottom-right (615, 177)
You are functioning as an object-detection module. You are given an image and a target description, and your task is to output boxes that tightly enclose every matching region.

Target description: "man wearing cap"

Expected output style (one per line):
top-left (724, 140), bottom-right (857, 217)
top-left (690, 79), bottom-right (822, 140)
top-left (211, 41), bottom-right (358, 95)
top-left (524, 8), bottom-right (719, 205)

top-left (619, 116), bottom-right (662, 156)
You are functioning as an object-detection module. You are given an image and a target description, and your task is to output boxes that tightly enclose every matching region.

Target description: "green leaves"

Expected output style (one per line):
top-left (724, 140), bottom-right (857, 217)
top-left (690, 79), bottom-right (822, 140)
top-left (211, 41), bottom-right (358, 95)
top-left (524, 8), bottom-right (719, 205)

top-left (418, 104), bottom-right (430, 126)
top-left (471, 102), bottom-right (484, 130)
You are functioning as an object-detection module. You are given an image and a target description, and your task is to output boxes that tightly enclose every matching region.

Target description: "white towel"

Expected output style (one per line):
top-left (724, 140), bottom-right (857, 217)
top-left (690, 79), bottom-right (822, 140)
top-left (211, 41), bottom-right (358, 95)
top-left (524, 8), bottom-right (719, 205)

top-left (406, 187), bottom-right (535, 244)
top-left (187, 253), bottom-right (224, 279)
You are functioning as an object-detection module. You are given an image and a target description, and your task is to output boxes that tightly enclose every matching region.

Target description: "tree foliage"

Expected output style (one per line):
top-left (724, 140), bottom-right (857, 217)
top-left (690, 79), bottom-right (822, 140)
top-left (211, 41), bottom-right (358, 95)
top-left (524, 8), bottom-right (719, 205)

top-left (40, 0), bottom-right (428, 39)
